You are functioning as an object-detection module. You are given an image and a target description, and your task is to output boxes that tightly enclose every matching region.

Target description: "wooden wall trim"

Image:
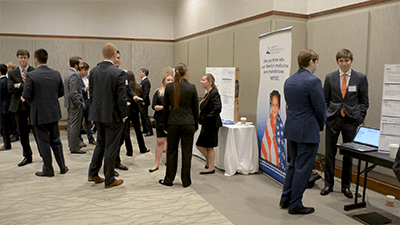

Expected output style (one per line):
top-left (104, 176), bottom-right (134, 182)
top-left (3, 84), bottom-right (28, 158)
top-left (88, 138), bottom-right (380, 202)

top-left (1, 0), bottom-right (394, 44)
top-left (314, 159), bottom-right (400, 201)
top-left (0, 33), bottom-right (174, 43)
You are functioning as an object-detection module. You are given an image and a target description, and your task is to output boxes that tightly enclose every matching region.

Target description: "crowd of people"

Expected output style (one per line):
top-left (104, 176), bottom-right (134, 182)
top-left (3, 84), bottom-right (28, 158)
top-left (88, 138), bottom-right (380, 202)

top-left (0, 43), bottom-right (222, 189)
top-left (1, 44), bottom-right (372, 215)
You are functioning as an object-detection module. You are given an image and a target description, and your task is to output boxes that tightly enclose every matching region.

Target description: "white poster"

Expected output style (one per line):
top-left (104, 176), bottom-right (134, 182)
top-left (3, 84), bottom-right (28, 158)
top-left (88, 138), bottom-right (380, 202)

top-left (257, 27), bottom-right (292, 184)
top-left (379, 64), bottom-right (400, 153)
top-left (206, 67), bottom-right (236, 124)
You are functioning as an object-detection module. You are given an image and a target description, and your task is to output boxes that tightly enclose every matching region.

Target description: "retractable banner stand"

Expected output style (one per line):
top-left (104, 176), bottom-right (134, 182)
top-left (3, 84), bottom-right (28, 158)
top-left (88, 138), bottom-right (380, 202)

top-left (257, 27), bottom-right (292, 184)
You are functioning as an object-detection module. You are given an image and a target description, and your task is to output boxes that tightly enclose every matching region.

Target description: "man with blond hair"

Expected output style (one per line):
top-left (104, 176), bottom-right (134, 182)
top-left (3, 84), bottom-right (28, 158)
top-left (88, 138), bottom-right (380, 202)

top-left (87, 43), bottom-right (127, 188)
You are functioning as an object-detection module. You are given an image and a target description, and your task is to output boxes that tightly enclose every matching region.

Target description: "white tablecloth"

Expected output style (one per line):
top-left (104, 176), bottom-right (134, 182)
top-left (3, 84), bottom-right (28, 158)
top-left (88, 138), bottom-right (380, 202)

top-left (193, 124), bottom-right (259, 176)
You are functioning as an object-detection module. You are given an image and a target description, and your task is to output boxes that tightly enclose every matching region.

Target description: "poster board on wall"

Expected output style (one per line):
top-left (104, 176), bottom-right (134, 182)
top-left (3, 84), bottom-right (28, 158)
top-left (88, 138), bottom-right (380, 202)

top-left (205, 67), bottom-right (240, 124)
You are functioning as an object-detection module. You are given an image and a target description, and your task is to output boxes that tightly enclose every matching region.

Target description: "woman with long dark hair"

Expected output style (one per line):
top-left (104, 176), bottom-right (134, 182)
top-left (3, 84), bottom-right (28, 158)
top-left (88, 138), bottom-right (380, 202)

top-left (124, 71), bottom-right (149, 155)
top-left (159, 63), bottom-right (198, 188)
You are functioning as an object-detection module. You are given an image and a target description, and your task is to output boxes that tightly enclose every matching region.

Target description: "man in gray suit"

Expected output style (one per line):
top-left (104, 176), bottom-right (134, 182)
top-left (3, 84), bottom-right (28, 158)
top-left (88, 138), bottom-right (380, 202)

top-left (64, 56), bottom-right (85, 154)
top-left (22, 48), bottom-right (68, 177)
top-left (321, 49), bottom-right (369, 198)
top-left (88, 43), bottom-right (127, 188)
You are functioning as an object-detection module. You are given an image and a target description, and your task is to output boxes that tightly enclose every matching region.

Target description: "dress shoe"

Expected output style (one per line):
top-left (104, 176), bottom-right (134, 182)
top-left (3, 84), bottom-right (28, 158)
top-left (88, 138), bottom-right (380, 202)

top-left (79, 142), bottom-right (87, 147)
top-left (35, 171), bottom-right (54, 177)
top-left (159, 179), bottom-right (173, 186)
top-left (88, 176), bottom-right (105, 183)
top-left (10, 137), bottom-right (19, 142)
top-left (0, 146), bottom-right (11, 151)
top-left (341, 188), bottom-right (353, 199)
top-left (199, 169), bottom-right (215, 175)
top-left (320, 186), bottom-right (333, 196)
top-left (140, 149), bottom-right (151, 154)
top-left (279, 201), bottom-right (289, 209)
top-left (115, 163), bottom-right (129, 171)
top-left (105, 179), bottom-right (123, 188)
top-left (18, 157), bottom-right (32, 167)
top-left (60, 166), bottom-right (69, 174)
top-left (71, 150), bottom-right (86, 154)
top-left (114, 170), bottom-right (119, 177)
top-left (144, 132), bottom-right (153, 137)
top-left (149, 167), bottom-right (159, 173)
top-left (89, 141), bottom-right (97, 145)
top-left (288, 206), bottom-right (315, 215)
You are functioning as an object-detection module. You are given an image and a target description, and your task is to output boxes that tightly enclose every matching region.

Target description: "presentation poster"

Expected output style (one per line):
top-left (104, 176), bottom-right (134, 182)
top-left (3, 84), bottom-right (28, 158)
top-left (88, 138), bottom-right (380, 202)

top-left (379, 64), bottom-right (400, 153)
top-left (257, 27), bottom-right (292, 184)
top-left (205, 67), bottom-right (239, 124)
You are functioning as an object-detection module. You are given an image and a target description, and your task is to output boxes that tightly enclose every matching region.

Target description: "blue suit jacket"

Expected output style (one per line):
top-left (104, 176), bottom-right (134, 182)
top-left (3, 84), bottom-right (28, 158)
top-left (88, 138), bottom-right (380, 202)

top-left (283, 68), bottom-right (326, 143)
top-left (22, 65), bottom-right (64, 125)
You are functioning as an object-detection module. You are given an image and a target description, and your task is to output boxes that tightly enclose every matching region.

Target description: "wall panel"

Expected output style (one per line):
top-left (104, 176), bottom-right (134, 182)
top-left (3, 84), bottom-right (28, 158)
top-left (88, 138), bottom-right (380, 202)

top-left (233, 20), bottom-right (271, 123)
top-left (173, 41), bottom-right (188, 67)
top-left (188, 36), bottom-right (208, 94)
top-left (208, 30), bottom-right (234, 67)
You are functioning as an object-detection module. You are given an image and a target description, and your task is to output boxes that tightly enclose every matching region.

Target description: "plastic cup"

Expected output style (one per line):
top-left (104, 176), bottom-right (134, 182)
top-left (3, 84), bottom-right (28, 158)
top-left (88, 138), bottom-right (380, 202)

top-left (386, 195), bottom-right (395, 207)
top-left (389, 144), bottom-right (399, 159)
top-left (240, 117), bottom-right (246, 125)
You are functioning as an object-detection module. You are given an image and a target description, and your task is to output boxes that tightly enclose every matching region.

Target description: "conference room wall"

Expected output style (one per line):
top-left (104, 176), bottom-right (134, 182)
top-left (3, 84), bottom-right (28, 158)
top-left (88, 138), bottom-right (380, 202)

top-left (307, 2), bottom-right (400, 183)
top-left (174, 16), bottom-right (307, 126)
top-left (0, 36), bottom-right (173, 120)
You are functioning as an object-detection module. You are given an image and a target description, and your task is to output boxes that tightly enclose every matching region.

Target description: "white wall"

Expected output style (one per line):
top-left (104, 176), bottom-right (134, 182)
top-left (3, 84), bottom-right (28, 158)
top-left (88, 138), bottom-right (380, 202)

top-left (0, 0), bottom-right (370, 40)
top-left (0, 1), bottom-right (175, 39)
top-left (173, 0), bottom-right (369, 39)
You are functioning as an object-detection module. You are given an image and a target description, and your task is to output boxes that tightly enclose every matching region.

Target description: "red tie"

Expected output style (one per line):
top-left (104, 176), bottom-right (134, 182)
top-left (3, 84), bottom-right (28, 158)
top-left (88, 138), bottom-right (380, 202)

top-left (341, 73), bottom-right (347, 117)
top-left (22, 69), bottom-right (26, 83)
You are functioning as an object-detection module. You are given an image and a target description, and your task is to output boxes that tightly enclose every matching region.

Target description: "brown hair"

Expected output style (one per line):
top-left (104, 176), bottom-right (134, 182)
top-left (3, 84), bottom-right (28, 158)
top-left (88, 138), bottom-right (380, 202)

top-left (173, 63), bottom-right (188, 109)
top-left (203, 73), bottom-right (218, 91)
top-left (336, 48), bottom-right (353, 62)
top-left (127, 71), bottom-right (142, 96)
top-left (297, 49), bottom-right (319, 68)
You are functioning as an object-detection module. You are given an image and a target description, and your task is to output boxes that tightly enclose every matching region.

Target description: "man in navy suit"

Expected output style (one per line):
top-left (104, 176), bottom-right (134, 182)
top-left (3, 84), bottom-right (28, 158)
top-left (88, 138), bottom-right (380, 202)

top-left (8, 49), bottom-right (36, 166)
top-left (22, 48), bottom-right (68, 177)
top-left (87, 43), bottom-right (127, 188)
top-left (321, 49), bottom-right (369, 199)
top-left (0, 64), bottom-right (12, 150)
top-left (279, 49), bottom-right (326, 215)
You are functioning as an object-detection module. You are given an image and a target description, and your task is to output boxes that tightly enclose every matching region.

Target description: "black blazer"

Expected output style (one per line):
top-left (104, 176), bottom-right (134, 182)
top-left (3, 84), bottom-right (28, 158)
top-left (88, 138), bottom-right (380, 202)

top-left (7, 65), bottom-right (35, 113)
top-left (0, 76), bottom-right (11, 115)
top-left (88, 61), bottom-right (127, 124)
top-left (152, 89), bottom-right (164, 122)
top-left (324, 69), bottom-right (369, 125)
top-left (163, 78), bottom-right (199, 131)
top-left (199, 87), bottom-right (222, 129)
top-left (22, 65), bottom-right (64, 125)
top-left (140, 77), bottom-right (151, 106)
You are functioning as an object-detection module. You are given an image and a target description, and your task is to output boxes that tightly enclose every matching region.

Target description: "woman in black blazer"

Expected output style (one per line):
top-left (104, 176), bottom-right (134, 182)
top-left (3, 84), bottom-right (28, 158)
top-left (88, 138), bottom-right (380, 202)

top-left (159, 63), bottom-right (198, 188)
top-left (196, 74), bottom-right (222, 174)
top-left (149, 67), bottom-right (174, 172)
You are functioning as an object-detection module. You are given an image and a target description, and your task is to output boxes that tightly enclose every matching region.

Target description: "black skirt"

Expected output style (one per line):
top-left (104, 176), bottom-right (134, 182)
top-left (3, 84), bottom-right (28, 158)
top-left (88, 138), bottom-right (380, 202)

top-left (196, 126), bottom-right (219, 148)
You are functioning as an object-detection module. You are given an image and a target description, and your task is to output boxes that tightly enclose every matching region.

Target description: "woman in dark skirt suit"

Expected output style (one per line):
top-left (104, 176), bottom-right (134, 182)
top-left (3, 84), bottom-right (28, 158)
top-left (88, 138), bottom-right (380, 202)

top-left (159, 63), bottom-right (198, 188)
top-left (149, 67), bottom-right (174, 172)
top-left (196, 74), bottom-right (222, 174)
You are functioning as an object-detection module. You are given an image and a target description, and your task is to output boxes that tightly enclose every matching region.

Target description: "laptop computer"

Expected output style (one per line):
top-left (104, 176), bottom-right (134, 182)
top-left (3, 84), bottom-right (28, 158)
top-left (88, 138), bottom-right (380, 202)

top-left (338, 126), bottom-right (380, 152)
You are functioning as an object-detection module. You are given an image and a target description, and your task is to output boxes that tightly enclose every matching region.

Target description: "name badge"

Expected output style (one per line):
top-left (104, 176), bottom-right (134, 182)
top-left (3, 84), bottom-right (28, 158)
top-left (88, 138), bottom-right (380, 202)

top-left (125, 80), bottom-right (128, 85)
top-left (349, 85), bottom-right (357, 92)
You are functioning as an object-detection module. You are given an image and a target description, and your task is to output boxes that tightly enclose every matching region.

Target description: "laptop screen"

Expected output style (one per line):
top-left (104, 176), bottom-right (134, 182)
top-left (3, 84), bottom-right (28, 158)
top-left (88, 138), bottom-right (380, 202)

top-left (353, 127), bottom-right (380, 147)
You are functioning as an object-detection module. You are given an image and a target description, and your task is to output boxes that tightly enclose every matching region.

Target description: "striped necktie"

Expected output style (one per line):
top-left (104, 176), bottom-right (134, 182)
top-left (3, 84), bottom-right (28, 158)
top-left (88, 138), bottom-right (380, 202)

top-left (22, 69), bottom-right (26, 83)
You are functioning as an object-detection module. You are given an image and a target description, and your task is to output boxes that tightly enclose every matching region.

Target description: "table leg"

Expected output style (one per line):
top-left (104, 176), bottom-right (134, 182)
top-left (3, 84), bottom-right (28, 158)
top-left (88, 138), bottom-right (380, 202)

top-left (344, 158), bottom-right (366, 211)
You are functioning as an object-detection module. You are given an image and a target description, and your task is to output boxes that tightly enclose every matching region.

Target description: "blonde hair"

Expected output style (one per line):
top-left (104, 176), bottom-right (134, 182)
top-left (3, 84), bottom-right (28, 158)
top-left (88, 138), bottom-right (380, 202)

top-left (102, 43), bottom-right (117, 59)
top-left (6, 62), bottom-right (17, 70)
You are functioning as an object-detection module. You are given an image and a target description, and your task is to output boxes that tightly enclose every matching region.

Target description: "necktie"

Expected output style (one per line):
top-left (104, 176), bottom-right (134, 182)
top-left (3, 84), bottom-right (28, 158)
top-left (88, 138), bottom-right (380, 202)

top-left (341, 73), bottom-right (347, 117)
top-left (22, 69), bottom-right (26, 83)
